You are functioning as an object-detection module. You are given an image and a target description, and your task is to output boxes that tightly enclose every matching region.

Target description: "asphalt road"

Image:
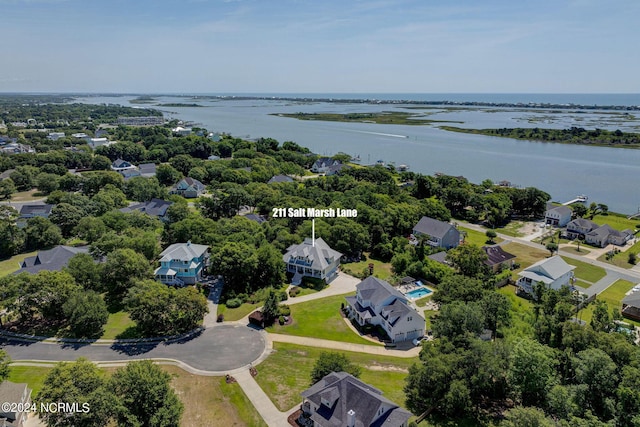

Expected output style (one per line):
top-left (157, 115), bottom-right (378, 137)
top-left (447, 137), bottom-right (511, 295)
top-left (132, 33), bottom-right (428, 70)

top-left (0, 324), bottom-right (266, 373)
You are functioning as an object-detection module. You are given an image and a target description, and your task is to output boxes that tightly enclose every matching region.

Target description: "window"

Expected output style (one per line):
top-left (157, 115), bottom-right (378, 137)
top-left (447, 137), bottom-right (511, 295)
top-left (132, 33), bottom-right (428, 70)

top-left (407, 316), bottom-right (412, 322)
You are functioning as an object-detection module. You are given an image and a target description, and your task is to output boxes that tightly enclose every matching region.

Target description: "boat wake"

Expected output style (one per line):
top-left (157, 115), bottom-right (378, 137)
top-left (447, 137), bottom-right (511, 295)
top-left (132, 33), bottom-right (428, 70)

top-left (347, 130), bottom-right (408, 138)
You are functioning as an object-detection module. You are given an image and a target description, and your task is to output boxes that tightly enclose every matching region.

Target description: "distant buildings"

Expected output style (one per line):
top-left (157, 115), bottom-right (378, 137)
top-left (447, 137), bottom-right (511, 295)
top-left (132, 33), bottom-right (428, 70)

top-left (267, 174), bottom-right (294, 184)
top-left (311, 157), bottom-right (341, 174)
top-left (169, 177), bottom-right (205, 198)
top-left (47, 132), bottom-right (66, 141)
top-left (17, 204), bottom-right (54, 228)
top-left (0, 143), bottom-right (34, 154)
top-left (119, 198), bottom-right (172, 222)
top-left (171, 126), bottom-right (192, 136)
top-left (117, 116), bottom-right (164, 126)
top-left (110, 159), bottom-right (137, 172)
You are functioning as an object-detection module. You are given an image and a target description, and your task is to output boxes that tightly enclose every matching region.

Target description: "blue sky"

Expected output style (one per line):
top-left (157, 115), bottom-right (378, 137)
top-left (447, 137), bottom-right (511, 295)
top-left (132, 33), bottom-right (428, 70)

top-left (1, 0), bottom-right (638, 93)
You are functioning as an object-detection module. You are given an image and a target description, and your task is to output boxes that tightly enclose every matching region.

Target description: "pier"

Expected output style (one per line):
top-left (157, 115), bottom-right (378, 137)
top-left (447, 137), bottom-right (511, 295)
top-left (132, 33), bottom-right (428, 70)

top-left (562, 195), bottom-right (588, 206)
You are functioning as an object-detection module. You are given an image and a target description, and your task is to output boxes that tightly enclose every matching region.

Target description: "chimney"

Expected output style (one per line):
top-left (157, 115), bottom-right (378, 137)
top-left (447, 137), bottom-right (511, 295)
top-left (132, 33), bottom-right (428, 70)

top-left (347, 409), bottom-right (356, 427)
top-left (187, 240), bottom-right (191, 246)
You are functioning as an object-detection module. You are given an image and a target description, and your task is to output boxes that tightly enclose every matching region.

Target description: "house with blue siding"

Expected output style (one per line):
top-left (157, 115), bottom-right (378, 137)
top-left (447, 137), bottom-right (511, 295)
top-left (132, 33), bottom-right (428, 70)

top-left (154, 241), bottom-right (209, 286)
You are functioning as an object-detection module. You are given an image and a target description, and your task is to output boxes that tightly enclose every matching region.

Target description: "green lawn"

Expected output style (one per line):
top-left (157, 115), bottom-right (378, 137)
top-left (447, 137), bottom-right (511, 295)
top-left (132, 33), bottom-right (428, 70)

top-left (7, 365), bottom-right (52, 396)
top-left (560, 245), bottom-right (592, 256)
top-left (0, 251), bottom-right (37, 277)
top-left (415, 295), bottom-right (433, 307)
top-left (574, 280), bottom-right (593, 289)
top-left (254, 342), bottom-right (417, 411)
top-left (560, 256), bottom-right (606, 283)
top-left (9, 189), bottom-right (45, 202)
top-left (496, 221), bottom-right (525, 237)
top-left (342, 254), bottom-right (393, 281)
top-left (597, 238), bottom-right (640, 269)
top-left (217, 302), bottom-right (262, 321)
top-left (266, 293), bottom-right (377, 345)
top-left (458, 226), bottom-right (503, 247)
top-left (500, 242), bottom-right (548, 275)
top-left (592, 213), bottom-right (638, 231)
top-left (578, 279), bottom-right (638, 325)
top-left (102, 310), bottom-right (138, 340)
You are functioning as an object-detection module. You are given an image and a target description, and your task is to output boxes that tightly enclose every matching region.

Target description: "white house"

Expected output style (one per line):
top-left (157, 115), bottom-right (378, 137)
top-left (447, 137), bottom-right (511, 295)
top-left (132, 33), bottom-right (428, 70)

top-left (516, 255), bottom-right (575, 295)
top-left (345, 276), bottom-right (425, 343)
top-left (311, 157), bottom-right (341, 174)
top-left (283, 237), bottom-right (341, 285)
top-left (0, 380), bottom-right (32, 427)
top-left (544, 205), bottom-right (572, 227)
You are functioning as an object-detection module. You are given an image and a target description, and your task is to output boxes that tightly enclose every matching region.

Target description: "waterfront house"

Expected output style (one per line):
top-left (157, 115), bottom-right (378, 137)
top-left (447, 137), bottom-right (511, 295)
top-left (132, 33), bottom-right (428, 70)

top-left (0, 381), bottom-right (31, 427)
top-left (345, 276), bottom-right (425, 343)
top-left (300, 372), bottom-right (411, 427)
top-left (169, 177), bottom-right (205, 198)
top-left (110, 159), bottom-right (137, 172)
top-left (544, 205), bottom-right (572, 227)
top-left (325, 163), bottom-right (349, 176)
top-left (17, 203), bottom-right (54, 228)
top-left (565, 218), bottom-right (599, 239)
top-left (16, 245), bottom-right (90, 274)
top-left (282, 237), bottom-right (342, 285)
top-left (119, 198), bottom-right (173, 222)
top-left (516, 255), bottom-right (575, 295)
top-left (585, 224), bottom-right (633, 248)
top-left (311, 157), bottom-right (341, 174)
top-left (154, 241), bottom-right (209, 286)
top-left (412, 216), bottom-right (461, 249)
top-left (482, 245), bottom-right (516, 272)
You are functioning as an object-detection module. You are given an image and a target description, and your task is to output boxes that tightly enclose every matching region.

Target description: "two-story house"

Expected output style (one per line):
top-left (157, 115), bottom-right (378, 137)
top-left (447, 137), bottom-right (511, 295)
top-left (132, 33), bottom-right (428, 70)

top-left (154, 241), bottom-right (209, 286)
top-left (169, 177), bottom-right (206, 198)
top-left (544, 205), bottom-right (572, 227)
top-left (345, 276), bottom-right (425, 343)
top-left (311, 157), bottom-right (341, 174)
top-left (119, 198), bottom-right (173, 222)
top-left (283, 237), bottom-right (342, 285)
top-left (17, 203), bottom-right (54, 228)
top-left (412, 216), bottom-right (461, 249)
top-left (516, 255), bottom-right (575, 295)
top-left (586, 224), bottom-right (633, 248)
top-left (0, 381), bottom-right (31, 427)
top-left (565, 218), bottom-right (599, 240)
top-left (300, 372), bottom-right (411, 427)
top-left (110, 159), bottom-right (137, 172)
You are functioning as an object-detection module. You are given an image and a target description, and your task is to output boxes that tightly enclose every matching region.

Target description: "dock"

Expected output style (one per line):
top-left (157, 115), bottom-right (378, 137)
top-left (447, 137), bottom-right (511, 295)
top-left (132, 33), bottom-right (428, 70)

top-left (562, 194), bottom-right (588, 206)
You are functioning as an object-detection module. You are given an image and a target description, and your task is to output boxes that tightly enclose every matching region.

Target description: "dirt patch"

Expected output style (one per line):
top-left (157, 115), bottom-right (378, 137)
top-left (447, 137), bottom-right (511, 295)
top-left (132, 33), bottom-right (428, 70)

top-left (366, 363), bottom-right (409, 373)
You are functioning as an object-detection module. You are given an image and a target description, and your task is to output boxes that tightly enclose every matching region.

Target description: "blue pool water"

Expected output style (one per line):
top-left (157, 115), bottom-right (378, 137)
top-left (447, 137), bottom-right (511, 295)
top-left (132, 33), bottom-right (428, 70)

top-left (406, 287), bottom-right (432, 299)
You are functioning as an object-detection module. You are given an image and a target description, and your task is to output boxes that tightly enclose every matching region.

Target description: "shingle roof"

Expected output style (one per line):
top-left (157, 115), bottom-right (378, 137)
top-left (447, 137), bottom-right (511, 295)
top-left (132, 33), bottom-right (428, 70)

top-left (567, 218), bottom-right (599, 231)
top-left (519, 255), bottom-right (575, 282)
top-left (112, 158), bottom-right (131, 168)
top-left (356, 276), bottom-right (406, 307)
top-left (413, 216), bottom-right (455, 239)
top-left (17, 245), bottom-right (90, 274)
top-left (622, 293), bottom-right (640, 308)
top-left (120, 198), bottom-right (172, 217)
top-left (301, 372), bottom-right (411, 427)
top-left (267, 174), bottom-right (294, 184)
top-left (545, 205), bottom-right (572, 216)
top-left (19, 203), bottom-right (54, 217)
top-left (588, 224), bottom-right (632, 240)
top-left (138, 163), bottom-right (156, 176)
top-left (482, 245), bottom-right (516, 266)
top-left (283, 238), bottom-right (342, 271)
top-left (427, 251), bottom-right (449, 265)
top-left (159, 242), bottom-right (209, 262)
top-left (0, 381), bottom-right (29, 416)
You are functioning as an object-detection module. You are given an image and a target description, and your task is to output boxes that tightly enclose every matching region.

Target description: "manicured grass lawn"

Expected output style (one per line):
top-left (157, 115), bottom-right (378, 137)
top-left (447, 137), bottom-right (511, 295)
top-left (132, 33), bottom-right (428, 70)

top-left (102, 310), bottom-right (137, 340)
top-left (9, 189), bottom-right (45, 202)
top-left (560, 245), bottom-right (592, 256)
top-left (415, 295), bottom-right (433, 307)
top-left (266, 293), bottom-right (376, 345)
top-left (578, 279), bottom-right (638, 326)
top-left (217, 302), bottom-right (262, 321)
top-left (0, 251), bottom-right (37, 277)
top-left (254, 342), bottom-right (417, 411)
top-left (560, 256), bottom-right (606, 283)
top-left (574, 280), bottom-right (592, 289)
top-left (496, 221), bottom-right (525, 237)
top-left (500, 242), bottom-right (548, 274)
top-left (423, 309), bottom-right (437, 331)
top-left (7, 365), bottom-right (51, 396)
top-left (592, 213), bottom-right (638, 231)
top-left (597, 239), bottom-right (640, 269)
top-left (342, 254), bottom-right (393, 281)
top-left (458, 226), bottom-right (503, 247)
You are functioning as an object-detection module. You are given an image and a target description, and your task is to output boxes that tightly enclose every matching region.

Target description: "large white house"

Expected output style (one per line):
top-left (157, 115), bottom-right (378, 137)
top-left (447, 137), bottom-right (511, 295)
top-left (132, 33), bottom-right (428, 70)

top-left (516, 256), bottom-right (575, 294)
top-left (544, 205), bottom-right (572, 227)
top-left (283, 237), bottom-right (341, 285)
top-left (345, 276), bottom-right (425, 343)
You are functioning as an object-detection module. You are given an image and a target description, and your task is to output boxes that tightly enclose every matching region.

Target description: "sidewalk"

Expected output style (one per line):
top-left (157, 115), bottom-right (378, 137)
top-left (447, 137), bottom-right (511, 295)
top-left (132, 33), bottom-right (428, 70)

top-left (234, 369), bottom-right (288, 427)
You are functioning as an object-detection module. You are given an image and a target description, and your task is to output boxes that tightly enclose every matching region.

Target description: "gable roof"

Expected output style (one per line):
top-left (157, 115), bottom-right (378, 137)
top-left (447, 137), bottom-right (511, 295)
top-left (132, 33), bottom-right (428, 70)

top-left (482, 245), bottom-right (516, 266)
top-left (120, 198), bottom-right (173, 217)
top-left (356, 276), bottom-right (407, 307)
top-left (622, 293), bottom-right (640, 308)
top-left (267, 174), bottom-right (294, 184)
top-left (159, 242), bottom-right (209, 262)
top-left (17, 245), bottom-right (90, 274)
top-left (112, 158), bottom-right (132, 168)
top-left (545, 204), bottom-right (572, 216)
top-left (427, 251), bottom-right (449, 265)
top-left (283, 237), bottom-right (342, 271)
top-left (567, 218), bottom-right (599, 231)
top-left (587, 224), bottom-right (632, 240)
top-left (518, 255), bottom-right (575, 284)
top-left (0, 381), bottom-right (29, 418)
top-left (413, 216), bottom-right (456, 239)
top-left (176, 177), bottom-right (205, 191)
top-left (138, 163), bottom-right (157, 176)
top-left (19, 203), bottom-right (54, 217)
top-left (301, 372), bottom-right (411, 427)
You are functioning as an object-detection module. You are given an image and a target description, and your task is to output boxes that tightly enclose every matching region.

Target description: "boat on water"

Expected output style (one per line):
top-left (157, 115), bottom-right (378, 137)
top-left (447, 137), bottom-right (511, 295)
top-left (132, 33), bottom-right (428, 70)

top-left (398, 164), bottom-right (409, 171)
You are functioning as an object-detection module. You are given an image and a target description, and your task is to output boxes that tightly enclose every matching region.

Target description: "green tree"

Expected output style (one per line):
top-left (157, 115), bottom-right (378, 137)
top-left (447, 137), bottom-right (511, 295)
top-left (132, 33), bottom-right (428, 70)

top-left (0, 220), bottom-right (23, 258)
top-left (64, 253), bottom-right (103, 290)
top-left (310, 352), bottom-right (361, 384)
top-left (573, 348), bottom-right (618, 419)
top-left (73, 216), bottom-right (107, 243)
top-left (485, 229), bottom-right (497, 243)
top-left (501, 406), bottom-right (555, 427)
top-left (446, 244), bottom-right (490, 278)
top-left (49, 202), bottom-right (85, 237)
top-left (209, 242), bottom-right (258, 294)
top-left (24, 217), bottom-right (63, 250)
top-left (590, 300), bottom-right (613, 333)
top-left (155, 164), bottom-right (183, 186)
top-left (255, 243), bottom-right (285, 290)
top-left (110, 360), bottom-right (184, 427)
top-left (124, 177), bottom-right (166, 202)
top-left (261, 289), bottom-right (281, 325)
top-left (63, 291), bottom-right (109, 338)
top-left (0, 350), bottom-right (10, 382)
top-left (432, 301), bottom-right (484, 344)
top-left (91, 155), bottom-right (112, 170)
top-left (0, 178), bottom-right (16, 199)
top-left (546, 242), bottom-right (558, 256)
top-left (35, 172), bottom-right (60, 195)
top-left (508, 338), bottom-right (558, 407)
top-left (103, 248), bottom-right (153, 297)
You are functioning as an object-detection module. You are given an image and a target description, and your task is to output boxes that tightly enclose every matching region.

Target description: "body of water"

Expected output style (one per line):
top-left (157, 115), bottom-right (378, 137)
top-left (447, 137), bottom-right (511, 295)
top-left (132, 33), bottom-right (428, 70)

top-left (75, 94), bottom-right (640, 214)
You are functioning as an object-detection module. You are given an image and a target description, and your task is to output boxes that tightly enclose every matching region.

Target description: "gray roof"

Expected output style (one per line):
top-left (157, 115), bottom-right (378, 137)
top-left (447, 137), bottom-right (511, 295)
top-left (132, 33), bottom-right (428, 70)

top-left (567, 218), bottom-right (599, 231)
top-left (0, 381), bottom-right (29, 423)
top-left (138, 163), bottom-right (157, 177)
top-left (244, 213), bottom-right (266, 224)
top-left (482, 245), bottom-right (516, 266)
top-left (622, 293), bottom-right (640, 308)
top-left (19, 203), bottom-right (54, 217)
top-left (301, 372), bottom-right (411, 427)
top-left (413, 216), bottom-right (455, 239)
top-left (159, 242), bottom-right (209, 262)
top-left (267, 174), bottom-right (294, 184)
top-left (380, 299), bottom-right (413, 326)
top-left (0, 169), bottom-right (15, 180)
top-left (545, 204), bottom-right (572, 216)
top-left (112, 158), bottom-right (132, 168)
top-left (427, 251), bottom-right (449, 265)
top-left (356, 276), bottom-right (407, 307)
top-left (588, 224), bottom-right (632, 240)
top-left (518, 255), bottom-right (575, 284)
top-left (283, 237), bottom-right (342, 271)
top-left (17, 245), bottom-right (90, 274)
top-left (120, 198), bottom-right (172, 217)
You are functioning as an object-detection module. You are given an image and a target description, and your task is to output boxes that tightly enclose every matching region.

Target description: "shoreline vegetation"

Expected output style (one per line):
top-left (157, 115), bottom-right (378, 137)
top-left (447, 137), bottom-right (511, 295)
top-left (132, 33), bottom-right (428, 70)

top-left (272, 111), bottom-right (461, 125)
top-left (440, 126), bottom-right (640, 148)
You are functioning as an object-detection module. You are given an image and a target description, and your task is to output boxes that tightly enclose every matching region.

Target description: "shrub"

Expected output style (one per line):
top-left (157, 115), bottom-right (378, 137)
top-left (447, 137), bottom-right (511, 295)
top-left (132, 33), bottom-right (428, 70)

top-left (289, 286), bottom-right (301, 297)
top-left (279, 305), bottom-right (291, 316)
top-left (629, 252), bottom-right (637, 265)
top-left (279, 315), bottom-right (285, 325)
top-left (277, 290), bottom-right (288, 301)
top-left (225, 298), bottom-right (242, 309)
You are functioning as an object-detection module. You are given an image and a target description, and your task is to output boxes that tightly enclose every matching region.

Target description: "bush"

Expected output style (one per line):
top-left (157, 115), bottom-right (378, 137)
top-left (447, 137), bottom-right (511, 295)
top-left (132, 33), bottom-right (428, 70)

top-left (279, 305), bottom-right (291, 316)
top-left (279, 315), bottom-right (285, 325)
top-left (277, 290), bottom-right (288, 301)
top-left (289, 286), bottom-right (301, 297)
top-left (225, 298), bottom-right (242, 309)
top-left (629, 252), bottom-right (637, 265)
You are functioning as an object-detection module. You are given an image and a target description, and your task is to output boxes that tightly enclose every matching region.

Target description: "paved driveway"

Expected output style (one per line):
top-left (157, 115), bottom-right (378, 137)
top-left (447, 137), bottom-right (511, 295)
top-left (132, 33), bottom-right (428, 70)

top-left (0, 324), bottom-right (267, 374)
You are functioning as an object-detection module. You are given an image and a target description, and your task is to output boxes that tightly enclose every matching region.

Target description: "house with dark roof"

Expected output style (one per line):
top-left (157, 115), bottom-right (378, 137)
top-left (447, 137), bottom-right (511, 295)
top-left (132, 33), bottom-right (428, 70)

top-left (516, 255), bottom-right (575, 294)
top-left (17, 203), bottom-right (54, 228)
top-left (325, 163), bottom-right (349, 176)
top-left (566, 218), bottom-right (599, 239)
top-left (585, 224), bottom-right (633, 248)
top-left (427, 251), bottom-right (450, 266)
top-left (311, 157), bottom-right (341, 174)
top-left (169, 177), bottom-right (205, 198)
top-left (482, 245), bottom-right (516, 272)
top-left (119, 198), bottom-right (173, 222)
top-left (544, 204), bottom-right (572, 227)
top-left (267, 174), bottom-right (294, 184)
top-left (0, 381), bottom-right (31, 427)
top-left (300, 372), bottom-right (411, 427)
top-left (16, 245), bottom-right (90, 274)
top-left (345, 276), bottom-right (425, 343)
top-left (622, 292), bottom-right (640, 321)
top-left (154, 241), bottom-right (209, 286)
top-left (412, 216), bottom-right (461, 249)
top-left (243, 213), bottom-right (267, 224)
top-left (138, 163), bottom-right (157, 178)
top-left (283, 237), bottom-right (342, 285)
top-left (119, 168), bottom-right (141, 180)
top-left (110, 159), bottom-right (136, 172)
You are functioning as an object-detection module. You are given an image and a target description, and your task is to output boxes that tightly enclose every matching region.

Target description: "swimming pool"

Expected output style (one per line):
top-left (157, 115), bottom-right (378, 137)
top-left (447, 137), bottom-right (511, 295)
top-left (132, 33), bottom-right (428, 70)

top-left (406, 287), bottom-right (432, 299)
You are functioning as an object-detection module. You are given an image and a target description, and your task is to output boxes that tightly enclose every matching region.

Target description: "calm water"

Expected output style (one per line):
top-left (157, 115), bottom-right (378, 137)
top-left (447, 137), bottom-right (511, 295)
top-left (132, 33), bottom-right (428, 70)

top-left (76, 94), bottom-right (640, 214)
